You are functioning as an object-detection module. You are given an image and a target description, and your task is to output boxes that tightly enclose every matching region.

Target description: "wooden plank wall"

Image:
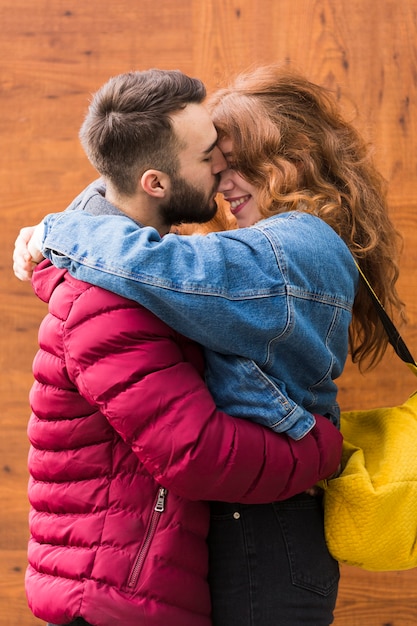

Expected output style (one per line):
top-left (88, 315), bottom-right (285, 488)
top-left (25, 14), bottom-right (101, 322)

top-left (1, 0), bottom-right (417, 624)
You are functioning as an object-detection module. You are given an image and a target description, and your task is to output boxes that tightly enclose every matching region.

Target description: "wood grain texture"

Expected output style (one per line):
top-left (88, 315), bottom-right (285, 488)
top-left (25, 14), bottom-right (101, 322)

top-left (2, 1), bottom-right (417, 624)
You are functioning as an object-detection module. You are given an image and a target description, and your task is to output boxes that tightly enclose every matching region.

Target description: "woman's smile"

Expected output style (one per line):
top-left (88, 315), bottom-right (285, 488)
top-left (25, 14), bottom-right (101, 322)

top-left (228, 195), bottom-right (252, 215)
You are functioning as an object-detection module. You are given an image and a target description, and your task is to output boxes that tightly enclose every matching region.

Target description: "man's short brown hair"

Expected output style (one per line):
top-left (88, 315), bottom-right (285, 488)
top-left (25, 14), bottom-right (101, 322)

top-left (79, 69), bottom-right (206, 195)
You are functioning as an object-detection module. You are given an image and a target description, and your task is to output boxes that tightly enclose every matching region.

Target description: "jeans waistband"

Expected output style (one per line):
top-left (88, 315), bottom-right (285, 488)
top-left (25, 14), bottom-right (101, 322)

top-left (210, 492), bottom-right (320, 516)
top-left (46, 617), bottom-right (91, 626)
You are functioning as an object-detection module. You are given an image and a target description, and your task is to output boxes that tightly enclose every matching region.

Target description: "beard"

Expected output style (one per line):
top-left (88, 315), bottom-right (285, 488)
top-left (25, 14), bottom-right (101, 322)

top-left (159, 173), bottom-right (219, 226)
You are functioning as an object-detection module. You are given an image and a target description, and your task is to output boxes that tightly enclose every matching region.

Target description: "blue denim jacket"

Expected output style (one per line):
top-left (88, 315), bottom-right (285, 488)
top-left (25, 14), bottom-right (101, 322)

top-left (41, 181), bottom-right (358, 439)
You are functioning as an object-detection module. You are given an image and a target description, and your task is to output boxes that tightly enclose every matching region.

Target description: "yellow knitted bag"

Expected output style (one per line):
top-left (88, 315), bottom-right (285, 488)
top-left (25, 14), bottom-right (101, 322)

top-left (321, 267), bottom-right (417, 571)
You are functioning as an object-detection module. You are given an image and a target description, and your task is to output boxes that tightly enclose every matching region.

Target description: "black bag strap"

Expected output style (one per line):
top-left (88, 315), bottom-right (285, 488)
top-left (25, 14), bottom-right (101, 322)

top-left (355, 262), bottom-right (417, 368)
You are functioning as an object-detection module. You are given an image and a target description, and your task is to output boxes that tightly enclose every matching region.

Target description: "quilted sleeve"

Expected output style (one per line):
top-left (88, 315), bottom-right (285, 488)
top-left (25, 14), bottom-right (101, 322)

top-left (64, 287), bottom-right (342, 504)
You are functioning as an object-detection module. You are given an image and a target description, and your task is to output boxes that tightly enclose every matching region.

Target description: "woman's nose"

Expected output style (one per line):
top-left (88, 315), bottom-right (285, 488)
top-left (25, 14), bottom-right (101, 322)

top-left (211, 146), bottom-right (227, 174)
top-left (218, 168), bottom-right (234, 193)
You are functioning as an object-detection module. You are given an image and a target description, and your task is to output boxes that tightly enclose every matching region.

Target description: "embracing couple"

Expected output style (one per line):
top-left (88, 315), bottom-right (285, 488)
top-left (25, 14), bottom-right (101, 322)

top-left (13, 65), bottom-right (403, 626)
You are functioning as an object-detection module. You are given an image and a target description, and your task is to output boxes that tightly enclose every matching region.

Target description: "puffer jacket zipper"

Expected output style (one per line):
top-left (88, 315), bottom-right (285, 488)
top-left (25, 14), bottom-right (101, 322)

top-left (128, 487), bottom-right (167, 588)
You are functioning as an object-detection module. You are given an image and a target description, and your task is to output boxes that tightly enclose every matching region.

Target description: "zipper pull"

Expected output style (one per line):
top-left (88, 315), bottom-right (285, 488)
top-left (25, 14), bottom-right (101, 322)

top-left (154, 487), bottom-right (167, 512)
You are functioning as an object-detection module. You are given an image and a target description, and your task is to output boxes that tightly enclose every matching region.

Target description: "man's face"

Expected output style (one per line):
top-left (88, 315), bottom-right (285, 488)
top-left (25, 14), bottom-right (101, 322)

top-left (160, 103), bottom-right (227, 225)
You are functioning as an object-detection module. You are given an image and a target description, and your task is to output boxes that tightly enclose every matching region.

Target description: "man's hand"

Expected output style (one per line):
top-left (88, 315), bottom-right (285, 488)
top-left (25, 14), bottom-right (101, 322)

top-left (13, 224), bottom-right (44, 281)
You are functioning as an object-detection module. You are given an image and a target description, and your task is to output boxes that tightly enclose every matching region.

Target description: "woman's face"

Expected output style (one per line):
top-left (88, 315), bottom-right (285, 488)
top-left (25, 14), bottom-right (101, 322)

top-left (217, 138), bottom-right (262, 228)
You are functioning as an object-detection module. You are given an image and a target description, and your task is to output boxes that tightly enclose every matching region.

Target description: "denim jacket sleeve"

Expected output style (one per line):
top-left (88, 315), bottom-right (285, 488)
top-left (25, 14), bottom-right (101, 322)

top-left (42, 210), bottom-right (291, 359)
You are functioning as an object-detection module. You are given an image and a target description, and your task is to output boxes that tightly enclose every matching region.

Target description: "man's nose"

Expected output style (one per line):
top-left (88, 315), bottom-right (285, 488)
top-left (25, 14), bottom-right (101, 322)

top-left (211, 146), bottom-right (227, 174)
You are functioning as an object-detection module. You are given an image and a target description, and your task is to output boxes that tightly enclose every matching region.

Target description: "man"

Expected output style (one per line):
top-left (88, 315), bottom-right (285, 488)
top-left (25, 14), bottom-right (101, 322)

top-left (14, 69), bottom-right (342, 626)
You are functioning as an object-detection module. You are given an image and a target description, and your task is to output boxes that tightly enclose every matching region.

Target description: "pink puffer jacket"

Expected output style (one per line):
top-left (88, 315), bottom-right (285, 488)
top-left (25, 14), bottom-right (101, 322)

top-left (26, 261), bottom-right (342, 626)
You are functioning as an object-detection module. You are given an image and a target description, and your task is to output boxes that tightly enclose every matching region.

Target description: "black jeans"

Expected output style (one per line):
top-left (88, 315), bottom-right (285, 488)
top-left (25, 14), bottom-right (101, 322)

top-left (208, 493), bottom-right (339, 626)
top-left (46, 617), bottom-right (91, 626)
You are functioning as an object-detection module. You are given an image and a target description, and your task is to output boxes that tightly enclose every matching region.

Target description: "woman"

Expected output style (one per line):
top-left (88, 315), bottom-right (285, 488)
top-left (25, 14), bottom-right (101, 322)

top-left (15, 65), bottom-right (404, 625)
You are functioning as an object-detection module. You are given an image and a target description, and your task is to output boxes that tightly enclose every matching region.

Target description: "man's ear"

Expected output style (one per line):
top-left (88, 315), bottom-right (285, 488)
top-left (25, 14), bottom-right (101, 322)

top-left (140, 169), bottom-right (171, 199)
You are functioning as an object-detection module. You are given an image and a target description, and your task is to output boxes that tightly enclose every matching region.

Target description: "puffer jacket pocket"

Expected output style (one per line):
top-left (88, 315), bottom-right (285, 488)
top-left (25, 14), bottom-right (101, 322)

top-left (127, 487), bottom-right (167, 588)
